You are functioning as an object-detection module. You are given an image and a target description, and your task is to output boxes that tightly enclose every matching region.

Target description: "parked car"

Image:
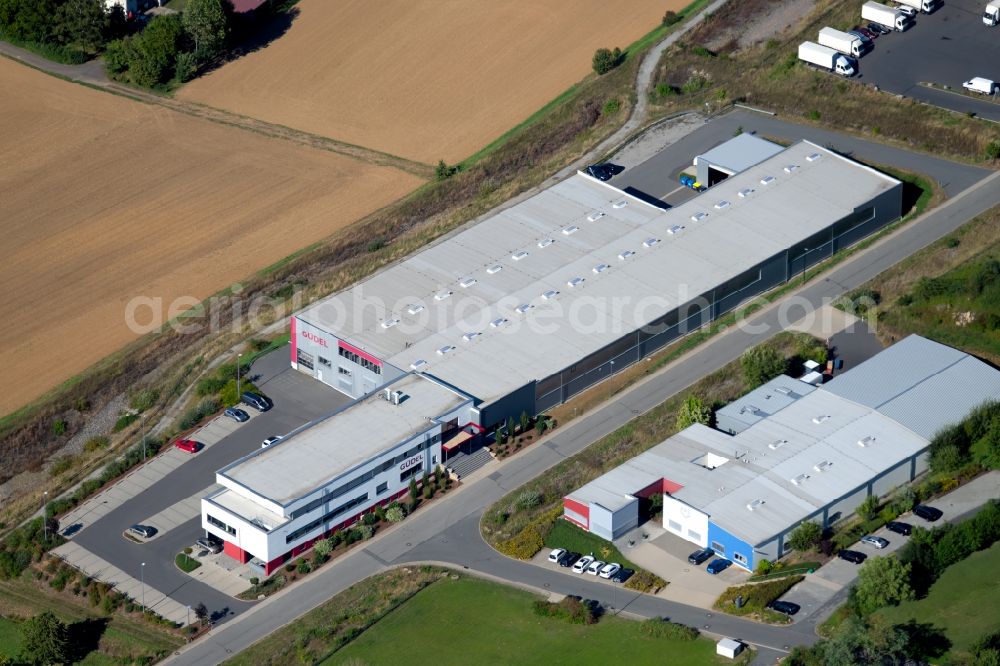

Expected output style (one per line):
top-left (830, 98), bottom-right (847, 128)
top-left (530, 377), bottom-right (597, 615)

top-left (224, 407), bottom-right (249, 422)
top-left (913, 504), bottom-right (943, 522)
top-left (611, 567), bottom-right (635, 583)
top-left (838, 549), bottom-right (867, 564)
top-left (262, 435), bottom-right (282, 449)
top-left (128, 524), bottom-right (157, 539)
top-left (173, 438), bottom-right (201, 453)
top-left (861, 535), bottom-right (889, 549)
top-left (706, 558), bottom-right (731, 575)
top-left (558, 551), bottom-right (581, 568)
top-left (586, 164), bottom-right (623, 181)
top-left (586, 560), bottom-right (606, 575)
top-left (195, 535), bottom-right (223, 554)
top-left (241, 391), bottom-right (271, 412)
top-left (548, 548), bottom-right (566, 563)
top-left (767, 600), bottom-right (801, 616)
top-left (868, 22), bottom-right (891, 36)
top-left (688, 548), bottom-right (714, 565)
top-left (852, 25), bottom-right (878, 40)
top-left (885, 521), bottom-right (913, 536)
top-left (572, 555), bottom-right (594, 574)
top-left (598, 563), bottom-right (621, 579)
top-left (848, 29), bottom-right (873, 46)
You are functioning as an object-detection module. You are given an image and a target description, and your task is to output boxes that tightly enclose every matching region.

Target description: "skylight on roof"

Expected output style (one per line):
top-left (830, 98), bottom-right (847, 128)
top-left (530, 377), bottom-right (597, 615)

top-left (760, 175), bottom-right (775, 185)
top-left (435, 291), bottom-right (453, 301)
top-left (784, 164), bottom-right (800, 173)
top-left (487, 264), bottom-right (503, 274)
top-left (643, 238), bottom-right (660, 248)
top-left (541, 290), bottom-right (559, 300)
top-left (567, 277), bottom-right (584, 288)
top-left (490, 317), bottom-right (508, 328)
top-left (511, 251), bottom-right (529, 261)
top-left (858, 436), bottom-right (876, 448)
top-left (459, 277), bottom-right (477, 288)
top-left (791, 473), bottom-right (809, 486)
top-left (436, 345), bottom-right (455, 355)
top-left (380, 318), bottom-right (400, 329)
top-left (538, 239), bottom-right (554, 248)
top-left (515, 303), bottom-right (534, 314)
top-left (592, 263), bottom-right (609, 274)
top-left (714, 200), bottom-right (731, 210)
top-left (738, 188), bottom-right (754, 198)
top-left (462, 332), bottom-right (480, 342)
top-left (407, 303), bottom-right (424, 315)
top-left (668, 225), bottom-right (684, 235)
top-left (410, 359), bottom-right (427, 370)
top-left (587, 212), bottom-right (605, 222)
top-left (806, 152), bottom-right (822, 162)
top-left (562, 226), bottom-right (580, 235)
top-left (691, 212), bottom-right (708, 222)
top-left (612, 200), bottom-right (627, 209)
top-left (618, 250), bottom-right (635, 260)
top-left (814, 460), bottom-right (833, 472)
top-left (768, 439), bottom-right (788, 450)
top-left (812, 415), bottom-right (831, 424)
top-left (746, 499), bottom-right (765, 512)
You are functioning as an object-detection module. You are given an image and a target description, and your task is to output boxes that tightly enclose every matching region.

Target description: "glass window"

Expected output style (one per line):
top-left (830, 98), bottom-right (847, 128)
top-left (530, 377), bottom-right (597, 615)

top-left (668, 520), bottom-right (682, 532)
top-left (207, 514), bottom-right (236, 536)
top-left (377, 482), bottom-right (388, 495)
top-left (711, 541), bottom-right (725, 555)
top-left (733, 552), bottom-right (748, 565)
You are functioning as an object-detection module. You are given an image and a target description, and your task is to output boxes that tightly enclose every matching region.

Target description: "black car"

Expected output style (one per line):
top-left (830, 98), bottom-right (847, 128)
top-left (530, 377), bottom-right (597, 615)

top-left (868, 22), bottom-right (891, 36)
top-left (610, 567), bottom-right (635, 583)
top-left (885, 521), bottom-right (913, 536)
top-left (558, 551), bottom-right (581, 568)
top-left (913, 505), bottom-right (943, 522)
top-left (838, 549), bottom-right (867, 564)
top-left (224, 407), bottom-right (250, 422)
top-left (688, 548), bottom-right (714, 565)
top-left (767, 600), bottom-right (801, 616)
top-left (241, 391), bottom-right (271, 412)
top-left (586, 163), bottom-right (624, 181)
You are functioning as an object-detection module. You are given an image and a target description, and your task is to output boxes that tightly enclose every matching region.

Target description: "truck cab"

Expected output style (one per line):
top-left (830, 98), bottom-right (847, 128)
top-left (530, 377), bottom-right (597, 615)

top-left (834, 55), bottom-right (856, 77)
top-left (986, 1), bottom-right (1000, 26)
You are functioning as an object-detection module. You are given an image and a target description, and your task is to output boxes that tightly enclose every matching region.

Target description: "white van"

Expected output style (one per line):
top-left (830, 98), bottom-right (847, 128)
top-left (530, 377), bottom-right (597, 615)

top-left (963, 77), bottom-right (997, 95)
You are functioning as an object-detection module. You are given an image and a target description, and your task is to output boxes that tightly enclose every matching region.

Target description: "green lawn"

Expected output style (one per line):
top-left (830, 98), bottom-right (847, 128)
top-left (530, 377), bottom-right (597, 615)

top-left (543, 519), bottom-right (638, 570)
top-left (326, 576), bottom-right (727, 665)
top-left (877, 541), bottom-right (1000, 660)
top-left (0, 616), bottom-right (20, 657)
top-left (175, 553), bottom-right (202, 573)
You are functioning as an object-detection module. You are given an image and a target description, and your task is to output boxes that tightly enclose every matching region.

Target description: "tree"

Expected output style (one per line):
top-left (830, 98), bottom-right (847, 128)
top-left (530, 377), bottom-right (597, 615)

top-left (535, 417), bottom-right (548, 436)
top-left (19, 611), bottom-right (69, 666)
top-left (822, 614), bottom-right (909, 666)
top-left (54, 0), bottom-right (106, 51)
top-left (519, 411), bottom-right (530, 434)
top-left (408, 476), bottom-right (418, 502)
top-left (853, 556), bottom-right (914, 615)
top-left (193, 602), bottom-right (208, 624)
top-left (182, 0), bottom-right (228, 60)
top-left (127, 14), bottom-right (184, 87)
top-left (592, 47), bottom-right (622, 75)
top-left (787, 521), bottom-right (823, 552)
top-left (856, 494), bottom-right (880, 521)
top-left (740, 344), bottom-right (786, 388)
top-left (312, 539), bottom-right (332, 558)
top-left (434, 160), bottom-right (458, 181)
top-left (675, 395), bottom-right (712, 430)
top-left (662, 10), bottom-right (681, 25)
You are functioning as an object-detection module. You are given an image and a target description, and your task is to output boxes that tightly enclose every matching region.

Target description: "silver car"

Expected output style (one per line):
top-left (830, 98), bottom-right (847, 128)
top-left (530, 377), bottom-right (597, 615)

top-left (861, 535), bottom-right (889, 549)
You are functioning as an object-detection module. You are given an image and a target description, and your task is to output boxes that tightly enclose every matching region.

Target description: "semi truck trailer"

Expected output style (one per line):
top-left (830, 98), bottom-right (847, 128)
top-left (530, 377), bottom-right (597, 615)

top-left (862, 1), bottom-right (913, 31)
top-left (818, 27), bottom-right (867, 57)
top-left (798, 41), bottom-right (856, 77)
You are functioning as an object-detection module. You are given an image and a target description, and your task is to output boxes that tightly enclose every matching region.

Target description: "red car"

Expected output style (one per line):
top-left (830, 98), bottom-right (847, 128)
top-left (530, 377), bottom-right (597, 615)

top-left (173, 438), bottom-right (202, 453)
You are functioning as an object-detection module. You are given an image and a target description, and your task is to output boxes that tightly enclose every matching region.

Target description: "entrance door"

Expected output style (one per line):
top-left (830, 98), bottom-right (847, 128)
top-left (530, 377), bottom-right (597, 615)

top-left (317, 370), bottom-right (323, 382)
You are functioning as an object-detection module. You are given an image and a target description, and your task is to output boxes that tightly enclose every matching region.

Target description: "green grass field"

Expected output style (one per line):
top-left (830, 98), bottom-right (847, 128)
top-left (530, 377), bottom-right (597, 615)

top-left (877, 541), bottom-right (1000, 660)
top-left (0, 616), bottom-right (20, 658)
top-left (326, 576), bottom-right (727, 665)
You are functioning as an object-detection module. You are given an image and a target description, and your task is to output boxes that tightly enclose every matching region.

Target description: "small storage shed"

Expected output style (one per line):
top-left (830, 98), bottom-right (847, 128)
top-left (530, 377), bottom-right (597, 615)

top-left (716, 638), bottom-right (745, 659)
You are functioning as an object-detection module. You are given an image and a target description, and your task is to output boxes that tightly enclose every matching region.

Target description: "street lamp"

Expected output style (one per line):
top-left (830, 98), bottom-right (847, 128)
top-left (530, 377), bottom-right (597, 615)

top-left (42, 491), bottom-right (48, 541)
top-left (187, 605), bottom-right (191, 627)
top-left (237, 352), bottom-right (243, 398)
top-left (801, 247), bottom-right (810, 282)
top-left (140, 562), bottom-right (146, 613)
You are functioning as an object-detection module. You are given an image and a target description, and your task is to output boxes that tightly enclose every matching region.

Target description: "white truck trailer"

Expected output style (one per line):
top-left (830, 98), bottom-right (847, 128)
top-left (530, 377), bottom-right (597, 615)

top-left (896, 0), bottom-right (940, 12)
top-left (818, 27), bottom-right (867, 57)
top-left (985, 1), bottom-right (1000, 26)
top-left (798, 41), bottom-right (856, 77)
top-left (862, 1), bottom-right (913, 31)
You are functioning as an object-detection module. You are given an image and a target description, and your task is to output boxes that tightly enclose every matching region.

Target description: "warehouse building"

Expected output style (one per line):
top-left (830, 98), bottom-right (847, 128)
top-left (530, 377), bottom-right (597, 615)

top-left (564, 336), bottom-right (1000, 571)
top-left (291, 139), bottom-right (903, 429)
top-left (692, 133), bottom-right (785, 188)
top-left (200, 372), bottom-right (474, 573)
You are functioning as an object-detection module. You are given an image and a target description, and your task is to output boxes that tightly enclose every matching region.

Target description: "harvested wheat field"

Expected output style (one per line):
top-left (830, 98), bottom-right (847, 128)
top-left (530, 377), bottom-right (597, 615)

top-left (0, 58), bottom-right (421, 416)
top-left (180, 0), bottom-right (680, 164)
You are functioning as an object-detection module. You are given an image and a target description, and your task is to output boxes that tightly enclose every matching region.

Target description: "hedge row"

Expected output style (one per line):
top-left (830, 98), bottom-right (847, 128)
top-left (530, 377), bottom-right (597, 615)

top-left (623, 569), bottom-right (667, 594)
top-left (495, 506), bottom-right (563, 560)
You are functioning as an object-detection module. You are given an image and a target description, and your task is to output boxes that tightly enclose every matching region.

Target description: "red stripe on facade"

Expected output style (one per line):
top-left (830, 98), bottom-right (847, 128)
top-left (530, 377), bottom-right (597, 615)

top-left (338, 340), bottom-right (383, 367)
top-left (562, 497), bottom-right (590, 529)
top-left (223, 540), bottom-right (251, 564)
top-left (290, 317), bottom-right (298, 364)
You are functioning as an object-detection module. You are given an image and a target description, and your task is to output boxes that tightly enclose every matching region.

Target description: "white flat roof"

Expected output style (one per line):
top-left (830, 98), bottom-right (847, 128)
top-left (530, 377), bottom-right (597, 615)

top-left (219, 373), bottom-right (470, 505)
top-left (696, 133), bottom-right (785, 174)
top-left (299, 141), bottom-right (899, 404)
top-left (207, 488), bottom-right (289, 530)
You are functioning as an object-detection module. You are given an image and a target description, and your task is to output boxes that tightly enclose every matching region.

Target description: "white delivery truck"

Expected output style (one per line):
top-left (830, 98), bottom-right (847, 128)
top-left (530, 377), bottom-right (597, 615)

top-left (963, 77), bottom-right (997, 95)
top-left (798, 41), bottom-right (856, 77)
top-left (985, 1), bottom-right (1000, 26)
top-left (896, 0), bottom-right (940, 12)
top-left (862, 1), bottom-right (913, 30)
top-left (818, 27), bottom-right (867, 57)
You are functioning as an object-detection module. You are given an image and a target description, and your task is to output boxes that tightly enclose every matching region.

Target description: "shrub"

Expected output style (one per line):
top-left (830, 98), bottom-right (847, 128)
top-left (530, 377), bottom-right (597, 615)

top-left (602, 98), bottom-right (621, 115)
top-left (681, 75), bottom-right (707, 94)
top-left (434, 160), bottom-right (459, 181)
top-left (532, 596), bottom-right (598, 624)
top-left (691, 45), bottom-right (713, 57)
top-left (715, 576), bottom-right (805, 615)
top-left (84, 436), bottom-right (109, 453)
top-left (296, 560), bottom-right (311, 574)
top-left (857, 494), bottom-right (880, 521)
top-left (592, 47), bottom-right (622, 75)
top-left (358, 524), bottom-right (375, 540)
top-left (49, 455), bottom-right (76, 477)
top-left (497, 526), bottom-right (544, 560)
top-left (755, 559), bottom-right (773, 576)
top-left (249, 576), bottom-right (259, 586)
top-left (640, 617), bottom-right (699, 640)
top-left (362, 512), bottom-right (379, 526)
top-left (986, 140), bottom-right (1000, 161)
top-left (787, 521), bottom-right (823, 552)
top-left (129, 388), bottom-right (160, 412)
top-left (807, 109), bottom-right (821, 121)
top-left (284, 563), bottom-right (295, 573)
top-left (675, 395), bottom-right (712, 430)
top-left (196, 377), bottom-right (226, 396)
top-left (656, 82), bottom-right (677, 98)
top-left (516, 490), bottom-right (542, 511)
top-left (113, 413), bottom-right (139, 432)
top-left (662, 10), bottom-right (681, 25)
top-left (52, 419), bottom-right (68, 436)
top-left (623, 570), bottom-right (667, 593)
top-left (741, 344), bottom-right (786, 388)
top-left (313, 539), bottom-right (332, 558)
top-left (385, 506), bottom-right (405, 523)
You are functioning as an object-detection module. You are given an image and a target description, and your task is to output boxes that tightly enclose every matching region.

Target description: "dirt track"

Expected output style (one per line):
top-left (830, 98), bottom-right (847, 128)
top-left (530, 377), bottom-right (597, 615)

top-left (179, 0), bottom-right (680, 164)
top-left (0, 58), bottom-right (421, 416)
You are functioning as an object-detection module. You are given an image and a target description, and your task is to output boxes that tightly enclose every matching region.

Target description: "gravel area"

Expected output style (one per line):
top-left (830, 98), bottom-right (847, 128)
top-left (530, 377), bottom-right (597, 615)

top-left (608, 112), bottom-right (706, 168)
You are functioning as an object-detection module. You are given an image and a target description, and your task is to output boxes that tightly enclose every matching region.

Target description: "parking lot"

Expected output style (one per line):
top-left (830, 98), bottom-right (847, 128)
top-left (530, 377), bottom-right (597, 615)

top-left (857, 0), bottom-right (1000, 121)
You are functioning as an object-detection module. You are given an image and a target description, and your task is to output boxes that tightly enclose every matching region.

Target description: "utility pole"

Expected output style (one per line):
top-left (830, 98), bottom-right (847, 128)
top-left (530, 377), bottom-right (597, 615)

top-left (140, 562), bottom-right (146, 613)
top-left (42, 491), bottom-right (48, 541)
top-left (237, 352), bottom-right (243, 397)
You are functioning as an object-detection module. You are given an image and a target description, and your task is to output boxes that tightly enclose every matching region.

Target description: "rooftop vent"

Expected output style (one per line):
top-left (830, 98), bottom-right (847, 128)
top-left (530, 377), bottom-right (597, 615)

top-left (791, 473), bottom-right (810, 486)
top-left (740, 404), bottom-right (760, 415)
top-left (691, 212), bottom-right (708, 222)
top-left (562, 225), bottom-right (580, 235)
top-left (390, 390), bottom-right (406, 405)
top-left (806, 152), bottom-right (822, 162)
top-left (407, 303), bottom-right (425, 315)
top-left (814, 460), bottom-right (833, 472)
top-left (567, 277), bottom-right (585, 288)
top-left (587, 212), bottom-right (605, 222)
top-left (784, 164), bottom-right (800, 173)
top-left (769, 439), bottom-right (788, 450)
top-left (643, 238), bottom-right (660, 248)
top-left (612, 200), bottom-right (628, 209)
top-left (380, 318), bottom-right (400, 329)
top-left (715, 200), bottom-right (731, 210)
top-left (760, 175), bottom-right (775, 185)
top-left (774, 386), bottom-right (791, 395)
top-left (511, 250), bottom-right (529, 261)
top-left (487, 264), bottom-right (503, 275)
top-left (515, 303), bottom-right (534, 314)
top-left (812, 415), bottom-right (831, 424)
top-left (410, 359), bottom-right (427, 370)
top-left (462, 331), bottom-right (480, 342)
top-left (668, 225), bottom-right (684, 235)
top-left (618, 249), bottom-right (636, 260)
top-left (490, 317), bottom-right (508, 328)
top-left (541, 290), bottom-right (559, 300)
top-left (459, 277), bottom-right (477, 288)
top-left (538, 238), bottom-right (555, 248)
top-left (746, 499), bottom-right (765, 512)
top-left (436, 345), bottom-right (455, 355)
top-left (435, 290), bottom-right (453, 301)
top-left (592, 263), bottom-right (609, 274)
top-left (858, 435), bottom-right (876, 448)
top-left (738, 188), bottom-right (754, 198)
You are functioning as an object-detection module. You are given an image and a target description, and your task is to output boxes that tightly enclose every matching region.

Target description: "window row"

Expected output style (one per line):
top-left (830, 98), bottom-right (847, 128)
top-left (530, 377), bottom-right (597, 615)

top-left (338, 347), bottom-right (382, 375)
top-left (207, 514), bottom-right (236, 536)
top-left (286, 492), bottom-right (369, 544)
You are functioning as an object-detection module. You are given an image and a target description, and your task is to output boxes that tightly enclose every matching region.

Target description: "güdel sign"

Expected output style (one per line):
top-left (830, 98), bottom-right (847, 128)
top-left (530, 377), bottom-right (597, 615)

top-left (399, 455), bottom-right (423, 472)
top-left (301, 330), bottom-right (329, 348)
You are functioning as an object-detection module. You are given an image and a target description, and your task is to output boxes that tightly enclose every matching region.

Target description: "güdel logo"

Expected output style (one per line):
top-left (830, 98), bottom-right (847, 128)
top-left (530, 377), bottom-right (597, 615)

top-left (399, 455), bottom-right (423, 472)
top-left (302, 330), bottom-right (328, 347)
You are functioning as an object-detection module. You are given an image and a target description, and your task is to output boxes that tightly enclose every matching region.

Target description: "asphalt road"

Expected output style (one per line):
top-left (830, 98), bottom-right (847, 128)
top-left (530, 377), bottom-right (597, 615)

top-left (613, 109), bottom-right (990, 201)
top-left (857, 0), bottom-right (1000, 122)
top-left (165, 141), bottom-right (1000, 664)
top-left (70, 353), bottom-right (349, 622)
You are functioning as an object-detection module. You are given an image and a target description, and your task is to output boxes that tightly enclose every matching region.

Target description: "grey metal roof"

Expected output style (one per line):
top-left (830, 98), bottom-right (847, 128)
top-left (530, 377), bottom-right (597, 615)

top-left (695, 134), bottom-right (785, 175)
top-left (715, 375), bottom-right (816, 432)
